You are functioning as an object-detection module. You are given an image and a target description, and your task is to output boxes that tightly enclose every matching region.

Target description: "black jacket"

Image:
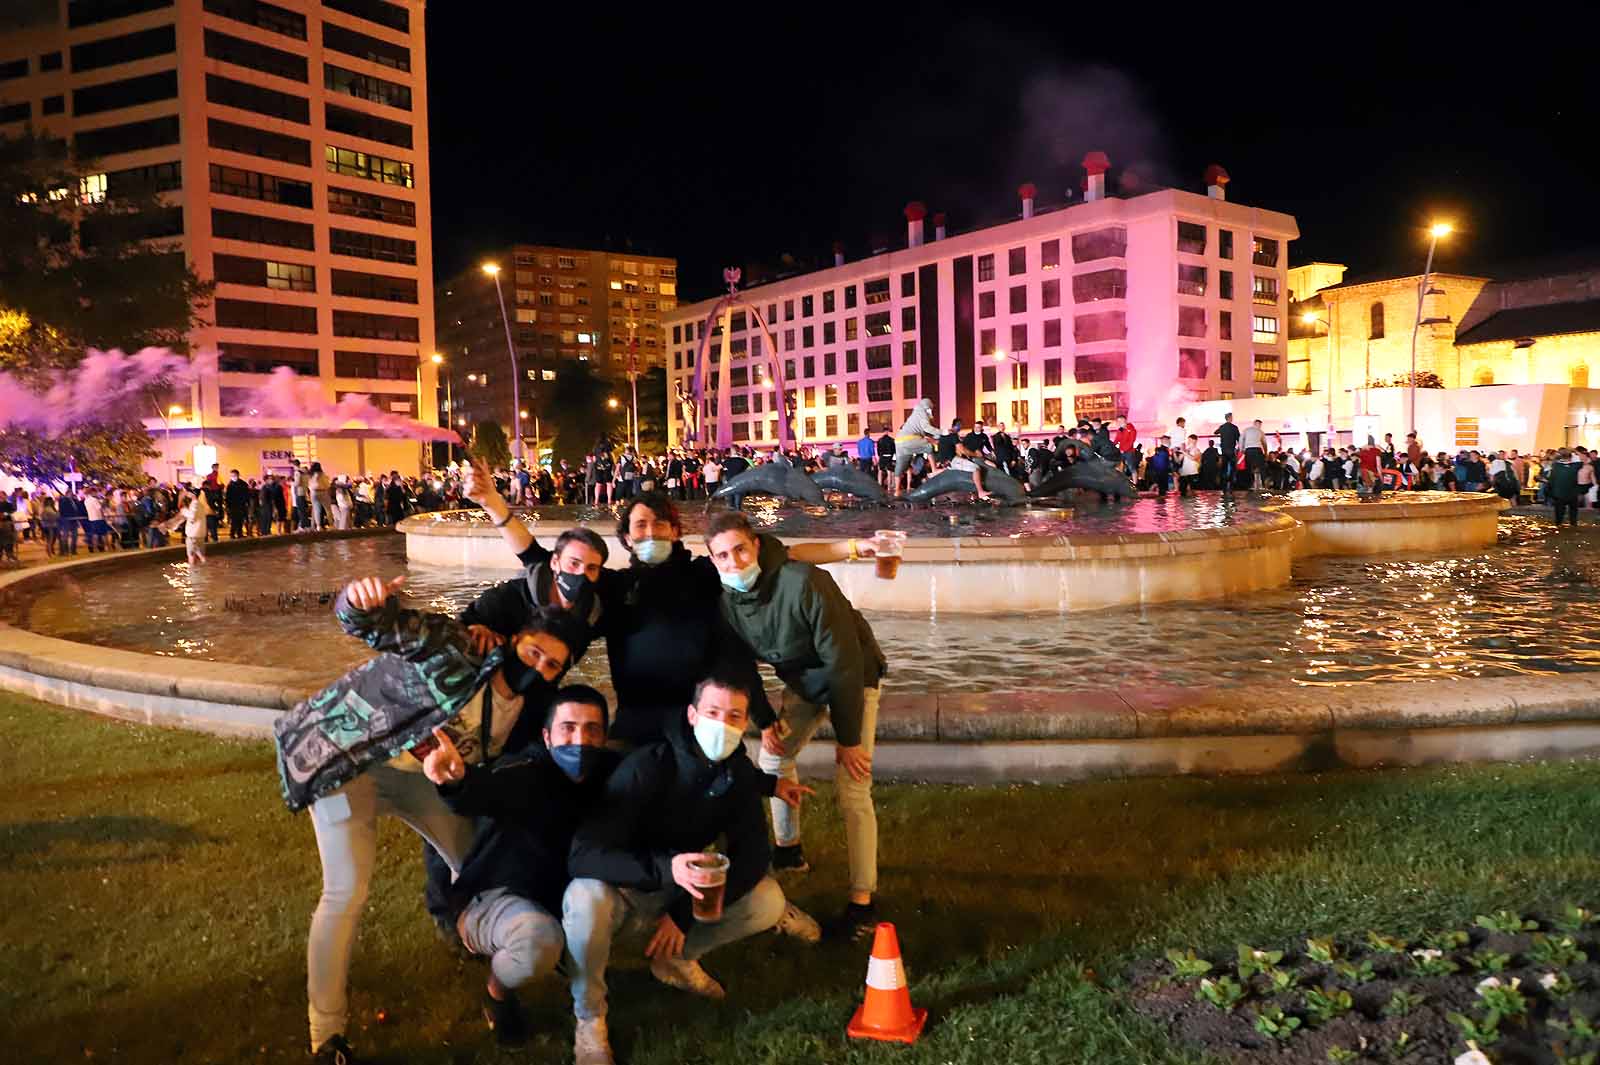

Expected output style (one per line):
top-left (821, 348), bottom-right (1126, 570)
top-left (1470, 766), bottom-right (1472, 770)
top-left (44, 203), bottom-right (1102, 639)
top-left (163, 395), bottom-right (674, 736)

top-left (458, 540), bottom-right (604, 659)
top-left (603, 543), bottom-right (772, 744)
top-left (569, 712), bottom-right (772, 932)
top-left (439, 743), bottom-right (620, 917)
top-left (1217, 421), bottom-right (1241, 454)
top-left (225, 479), bottom-right (252, 511)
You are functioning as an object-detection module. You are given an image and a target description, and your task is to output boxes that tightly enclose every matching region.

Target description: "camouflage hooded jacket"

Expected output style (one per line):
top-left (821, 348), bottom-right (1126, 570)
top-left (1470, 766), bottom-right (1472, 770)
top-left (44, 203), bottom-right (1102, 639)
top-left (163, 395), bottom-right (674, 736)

top-left (274, 588), bottom-right (501, 812)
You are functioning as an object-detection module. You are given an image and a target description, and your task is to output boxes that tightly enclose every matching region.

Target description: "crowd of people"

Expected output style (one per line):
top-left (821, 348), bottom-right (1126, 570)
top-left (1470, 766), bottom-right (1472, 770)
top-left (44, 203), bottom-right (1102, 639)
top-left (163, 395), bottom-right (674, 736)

top-left (275, 460), bottom-right (886, 1064)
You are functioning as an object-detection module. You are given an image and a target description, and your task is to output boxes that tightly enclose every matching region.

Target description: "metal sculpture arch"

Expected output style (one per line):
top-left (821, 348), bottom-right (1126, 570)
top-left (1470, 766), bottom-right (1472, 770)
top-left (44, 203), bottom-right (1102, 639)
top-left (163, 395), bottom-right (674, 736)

top-left (686, 268), bottom-right (797, 451)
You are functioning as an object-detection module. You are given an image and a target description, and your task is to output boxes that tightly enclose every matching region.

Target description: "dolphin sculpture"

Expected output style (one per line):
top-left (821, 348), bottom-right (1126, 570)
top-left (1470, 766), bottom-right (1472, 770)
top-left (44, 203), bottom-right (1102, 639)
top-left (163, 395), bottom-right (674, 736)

top-left (810, 463), bottom-right (886, 503)
top-left (905, 466), bottom-right (1027, 504)
top-left (1028, 445), bottom-right (1136, 500)
top-left (709, 462), bottom-right (824, 507)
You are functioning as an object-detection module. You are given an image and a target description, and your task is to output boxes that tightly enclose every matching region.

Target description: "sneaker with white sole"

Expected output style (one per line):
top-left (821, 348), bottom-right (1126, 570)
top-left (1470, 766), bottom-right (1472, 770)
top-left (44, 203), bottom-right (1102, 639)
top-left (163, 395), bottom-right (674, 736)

top-left (574, 1016), bottom-right (614, 1065)
top-left (771, 843), bottom-right (810, 875)
top-left (773, 903), bottom-right (822, 944)
top-left (649, 956), bottom-right (726, 999)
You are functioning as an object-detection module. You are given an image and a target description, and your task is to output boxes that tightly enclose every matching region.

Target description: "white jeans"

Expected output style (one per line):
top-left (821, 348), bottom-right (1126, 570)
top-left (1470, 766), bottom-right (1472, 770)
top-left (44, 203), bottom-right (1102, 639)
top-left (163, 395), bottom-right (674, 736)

top-left (306, 764), bottom-right (475, 1050)
top-left (457, 887), bottom-right (564, 992)
top-left (758, 685), bottom-right (880, 897)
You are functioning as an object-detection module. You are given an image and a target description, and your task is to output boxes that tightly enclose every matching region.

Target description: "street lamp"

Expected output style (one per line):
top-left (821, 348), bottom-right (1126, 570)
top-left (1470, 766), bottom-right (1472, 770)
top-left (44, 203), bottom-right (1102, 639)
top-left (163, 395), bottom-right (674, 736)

top-left (607, 396), bottom-right (633, 448)
top-left (481, 261), bottom-right (524, 463)
top-left (1408, 221), bottom-right (1454, 434)
top-left (1302, 311), bottom-right (1337, 433)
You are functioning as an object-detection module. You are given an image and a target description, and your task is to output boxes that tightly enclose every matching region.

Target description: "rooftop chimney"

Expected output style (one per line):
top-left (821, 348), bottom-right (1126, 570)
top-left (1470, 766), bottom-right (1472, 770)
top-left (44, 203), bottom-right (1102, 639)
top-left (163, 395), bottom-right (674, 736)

top-left (832, 240), bottom-right (844, 267)
top-left (1018, 182), bottom-right (1037, 220)
top-left (932, 212), bottom-right (946, 241)
top-left (1205, 164), bottom-right (1230, 201)
top-left (904, 201), bottom-right (927, 248)
top-left (1083, 151), bottom-right (1110, 202)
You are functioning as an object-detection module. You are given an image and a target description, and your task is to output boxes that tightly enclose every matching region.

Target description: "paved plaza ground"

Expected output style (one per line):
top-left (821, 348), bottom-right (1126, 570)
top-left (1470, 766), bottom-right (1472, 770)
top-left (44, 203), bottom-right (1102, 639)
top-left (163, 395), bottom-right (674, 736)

top-left (4, 690), bottom-right (1599, 1063)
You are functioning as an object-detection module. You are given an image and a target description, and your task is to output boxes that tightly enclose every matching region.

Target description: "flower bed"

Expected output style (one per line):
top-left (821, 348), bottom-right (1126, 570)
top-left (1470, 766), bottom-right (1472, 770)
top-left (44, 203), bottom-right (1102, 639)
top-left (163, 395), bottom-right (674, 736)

top-left (1129, 906), bottom-right (1600, 1064)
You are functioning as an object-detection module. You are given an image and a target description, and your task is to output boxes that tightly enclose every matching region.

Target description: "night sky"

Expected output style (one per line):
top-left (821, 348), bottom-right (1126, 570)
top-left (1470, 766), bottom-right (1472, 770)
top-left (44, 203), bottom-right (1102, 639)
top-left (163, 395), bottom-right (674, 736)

top-left (425, 5), bottom-right (1600, 301)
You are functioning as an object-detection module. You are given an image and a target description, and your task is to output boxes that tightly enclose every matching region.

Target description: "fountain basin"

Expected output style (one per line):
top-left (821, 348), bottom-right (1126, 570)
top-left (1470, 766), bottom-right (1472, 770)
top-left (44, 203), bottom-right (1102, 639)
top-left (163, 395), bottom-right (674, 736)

top-left (401, 511), bottom-right (1301, 614)
top-left (1264, 490), bottom-right (1510, 557)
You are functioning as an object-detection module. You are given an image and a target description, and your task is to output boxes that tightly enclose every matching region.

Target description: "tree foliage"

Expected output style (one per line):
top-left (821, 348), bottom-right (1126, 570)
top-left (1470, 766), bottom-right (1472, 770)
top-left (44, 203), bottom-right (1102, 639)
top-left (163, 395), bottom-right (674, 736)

top-left (0, 131), bottom-right (211, 486)
top-left (544, 360), bottom-right (609, 463)
top-left (469, 420), bottom-right (511, 471)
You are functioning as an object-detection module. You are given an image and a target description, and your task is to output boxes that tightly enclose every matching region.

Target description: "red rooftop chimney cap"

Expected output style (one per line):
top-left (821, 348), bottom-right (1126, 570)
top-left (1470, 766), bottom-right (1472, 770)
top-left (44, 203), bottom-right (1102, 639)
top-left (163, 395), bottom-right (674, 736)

top-left (1204, 164), bottom-right (1230, 186)
top-left (832, 240), bottom-right (844, 252)
top-left (932, 212), bottom-right (946, 225)
top-left (904, 201), bottom-right (927, 221)
top-left (1082, 151), bottom-right (1111, 175)
top-left (1017, 182), bottom-right (1037, 199)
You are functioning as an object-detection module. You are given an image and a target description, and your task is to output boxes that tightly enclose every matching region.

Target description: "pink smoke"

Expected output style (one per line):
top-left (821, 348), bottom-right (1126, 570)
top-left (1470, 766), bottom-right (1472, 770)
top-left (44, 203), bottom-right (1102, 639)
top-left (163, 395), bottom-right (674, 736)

top-left (0, 347), bottom-right (460, 443)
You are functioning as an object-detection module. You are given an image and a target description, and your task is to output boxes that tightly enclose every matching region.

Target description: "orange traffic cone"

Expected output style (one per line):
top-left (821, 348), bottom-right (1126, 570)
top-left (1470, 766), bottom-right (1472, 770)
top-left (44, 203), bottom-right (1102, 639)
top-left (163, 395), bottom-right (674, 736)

top-left (847, 922), bottom-right (928, 1044)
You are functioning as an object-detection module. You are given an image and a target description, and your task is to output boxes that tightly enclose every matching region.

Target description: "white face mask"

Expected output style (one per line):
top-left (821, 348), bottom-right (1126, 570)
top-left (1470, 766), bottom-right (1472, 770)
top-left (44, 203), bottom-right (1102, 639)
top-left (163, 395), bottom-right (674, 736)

top-left (692, 712), bottom-right (744, 762)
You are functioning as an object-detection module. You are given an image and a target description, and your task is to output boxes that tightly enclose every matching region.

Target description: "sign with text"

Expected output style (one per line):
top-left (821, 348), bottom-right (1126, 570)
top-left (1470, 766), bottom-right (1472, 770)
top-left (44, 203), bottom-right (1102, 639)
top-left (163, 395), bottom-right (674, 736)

top-left (262, 449), bottom-right (295, 461)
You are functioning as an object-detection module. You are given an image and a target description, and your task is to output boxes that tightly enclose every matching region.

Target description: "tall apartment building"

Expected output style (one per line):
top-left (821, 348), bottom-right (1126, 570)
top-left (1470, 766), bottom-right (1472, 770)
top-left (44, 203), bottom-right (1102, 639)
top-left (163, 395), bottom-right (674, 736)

top-left (434, 245), bottom-right (676, 440)
top-left (0, 0), bottom-right (437, 478)
top-left (664, 162), bottom-right (1298, 449)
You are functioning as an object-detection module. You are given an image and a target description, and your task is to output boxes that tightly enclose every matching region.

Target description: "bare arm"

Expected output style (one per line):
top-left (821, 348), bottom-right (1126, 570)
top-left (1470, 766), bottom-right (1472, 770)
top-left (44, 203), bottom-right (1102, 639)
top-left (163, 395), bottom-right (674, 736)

top-left (462, 457), bottom-right (534, 556)
top-left (788, 538), bottom-right (876, 565)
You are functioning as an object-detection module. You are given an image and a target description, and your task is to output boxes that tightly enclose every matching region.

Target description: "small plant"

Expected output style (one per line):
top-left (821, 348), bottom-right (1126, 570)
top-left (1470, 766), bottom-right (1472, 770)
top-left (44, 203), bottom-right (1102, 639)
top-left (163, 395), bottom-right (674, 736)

top-left (1476, 910), bottom-right (1538, 935)
top-left (1303, 986), bottom-right (1354, 1026)
top-left (1468, 950), bottom-right (1512, 973)
top-left (1425, 929), bottom-right (1470, 951)
top-left (1197, 975), bottom-right (1246, 1012)
top-left (1237, 945), bottom-right (1285, 979)
top-left (1385, 988), bottom-right (1426, 1018)
top-left (1541, 972), bottom-right (1578, 999)
top-left (1305, 936), bottom-right (1338, 964)
top-left (1548, 1009), bottom-right (1598, 1042)
top-left (1477, 977), bottom-right (1529, 1023)
top-left (1552, 1049), bottom-right (1598, 1065)
top-left (1165, 948), bottom-right (1213, 982)
top-left (1390, 1031), bottom-right (1416, 1059)
top-left (1448, 1011), bottom-right (1502, 1047)
top-left (1553, 904), bottom-right (1596, 935)
top-left (1335, 959), bottom-right (1377, 984)
top-left (1367, 931), bottom-right (1409, 954)
top-left (1529, 934), bottom-right (1588, 968)
top-left (1267, 967), bottom-right (1300, 995)
top-left (1412, 948), bottom-right (1461, 977)
top-left (1254, 1005), bottom-right (1301, 1042)
top-left (1327, 1047), bottom-right (1359, 1064)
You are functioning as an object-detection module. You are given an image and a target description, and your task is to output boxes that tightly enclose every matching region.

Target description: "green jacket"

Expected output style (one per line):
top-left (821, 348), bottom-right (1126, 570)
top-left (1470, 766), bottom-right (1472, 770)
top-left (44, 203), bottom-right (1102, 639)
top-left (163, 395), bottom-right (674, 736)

top-left (719, 534), bottom-right (886, 746)
top-left (1547, 459), bottom-right (1581, 502)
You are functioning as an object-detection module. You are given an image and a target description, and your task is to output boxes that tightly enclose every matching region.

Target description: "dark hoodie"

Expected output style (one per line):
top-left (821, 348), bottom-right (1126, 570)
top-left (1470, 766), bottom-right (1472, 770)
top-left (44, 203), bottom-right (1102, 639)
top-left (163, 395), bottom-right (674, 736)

top-left (718, 534), bottom-right (886, 746)
top-left (438, 742), bottom-right (620, 917)
top-left (568, 712), bottom-right (772, 933)
top-left (458, 539), bottom-right (605, 659)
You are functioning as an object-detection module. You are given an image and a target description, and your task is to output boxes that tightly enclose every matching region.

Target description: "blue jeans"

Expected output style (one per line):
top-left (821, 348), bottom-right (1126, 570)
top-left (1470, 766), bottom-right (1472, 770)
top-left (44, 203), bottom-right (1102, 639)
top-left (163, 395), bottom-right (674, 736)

top-left (458, 887), bottom-right (564, 992)
top-left (561, 876), bottom-right (786, 1020)
top-left (306, 764), bottom-right (476, 1049)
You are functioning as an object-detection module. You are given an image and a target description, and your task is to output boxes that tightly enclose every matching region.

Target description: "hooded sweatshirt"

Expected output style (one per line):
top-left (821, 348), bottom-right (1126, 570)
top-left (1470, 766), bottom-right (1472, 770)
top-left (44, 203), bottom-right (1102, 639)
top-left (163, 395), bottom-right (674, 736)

top-left (718, 534), bottom-right (886, 746)
top-left (896, 397), bottom-right (936, 442)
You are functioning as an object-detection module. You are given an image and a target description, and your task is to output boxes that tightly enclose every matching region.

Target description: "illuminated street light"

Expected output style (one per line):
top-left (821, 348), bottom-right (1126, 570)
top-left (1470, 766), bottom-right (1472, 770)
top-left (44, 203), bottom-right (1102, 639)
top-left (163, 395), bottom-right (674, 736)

top-left (480, 262), bottom-right (500, 277)
top-left (519, 409), bottom-right (528, 419)
top-left (430, 353), bottom-right (443, 364)
top-left (607, 397), bottom-right (619, 409)
top-left (168, 404), bottom-right (183, 415)
top-left (1409, 220), bottom-right (1457, 432)
top-left (1301, 311), bottom-right (1319, 325)
top-left (1430, 222), bottom-right (1453, 239)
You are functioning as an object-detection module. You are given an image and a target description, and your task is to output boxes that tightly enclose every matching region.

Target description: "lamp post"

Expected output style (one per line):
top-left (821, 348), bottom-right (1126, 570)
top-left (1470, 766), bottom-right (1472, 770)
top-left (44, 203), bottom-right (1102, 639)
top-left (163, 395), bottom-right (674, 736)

top-left (1408, 221), bottom-right (1453, 434)
top-left (1302, 312), bottom-right (1336, 436)
top-left (608, 396), bottom-right (633, 448)
top-left (481, 262), bottom-right (523, 462)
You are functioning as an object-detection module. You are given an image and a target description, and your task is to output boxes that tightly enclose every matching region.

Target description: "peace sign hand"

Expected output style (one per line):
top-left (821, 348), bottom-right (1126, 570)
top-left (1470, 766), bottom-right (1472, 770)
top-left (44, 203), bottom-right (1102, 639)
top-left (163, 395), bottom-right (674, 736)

top-left (345, 574), bottom-right (406, 612)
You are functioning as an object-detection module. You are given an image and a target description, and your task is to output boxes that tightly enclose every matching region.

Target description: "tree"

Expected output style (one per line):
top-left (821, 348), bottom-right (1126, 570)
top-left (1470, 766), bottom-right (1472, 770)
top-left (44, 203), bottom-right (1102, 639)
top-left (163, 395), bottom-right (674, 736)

top-left (469, 420), bottom-right (511, 471)
top-left (634, 366), bottom-right (669, 455)
top-left (0, 131), bottom-right (212, 487)
top-left (545, 360), bottom-right (609, 463)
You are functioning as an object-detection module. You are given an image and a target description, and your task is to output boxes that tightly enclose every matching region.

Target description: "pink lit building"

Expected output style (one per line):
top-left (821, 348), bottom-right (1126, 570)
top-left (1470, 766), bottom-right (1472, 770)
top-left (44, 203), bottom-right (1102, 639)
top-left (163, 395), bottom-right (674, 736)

top-left (664, 159), bottom-right (1299, 449)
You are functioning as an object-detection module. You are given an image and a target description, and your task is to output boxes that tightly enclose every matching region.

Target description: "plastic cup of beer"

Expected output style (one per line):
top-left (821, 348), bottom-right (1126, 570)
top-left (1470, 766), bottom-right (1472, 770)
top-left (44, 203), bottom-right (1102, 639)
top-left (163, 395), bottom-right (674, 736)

top-left (689, 853), bottom-right (731, 923)
top-left (874, 530), bottom-right (907, 580)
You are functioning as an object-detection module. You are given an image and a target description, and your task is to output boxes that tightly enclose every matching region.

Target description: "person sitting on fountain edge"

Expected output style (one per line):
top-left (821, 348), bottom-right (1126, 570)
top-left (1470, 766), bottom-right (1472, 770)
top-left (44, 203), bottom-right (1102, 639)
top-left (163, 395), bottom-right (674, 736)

top-left (562, 669), bottom-right (820, 1065)
top-left (704, 510), bottom-right (888, 941)
top-left (419, 683), bottom-right (619, 1051)
top-left (950, 431), bottom-right (997, 501)
top-left (273, 578), bottom-right (587, 1065)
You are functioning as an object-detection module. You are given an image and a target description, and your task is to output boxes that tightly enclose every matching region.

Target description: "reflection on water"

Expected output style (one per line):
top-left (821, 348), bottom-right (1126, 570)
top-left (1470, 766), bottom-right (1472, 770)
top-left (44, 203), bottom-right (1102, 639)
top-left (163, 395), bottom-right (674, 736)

top-left (4, 517), bottom-right (1598, 694)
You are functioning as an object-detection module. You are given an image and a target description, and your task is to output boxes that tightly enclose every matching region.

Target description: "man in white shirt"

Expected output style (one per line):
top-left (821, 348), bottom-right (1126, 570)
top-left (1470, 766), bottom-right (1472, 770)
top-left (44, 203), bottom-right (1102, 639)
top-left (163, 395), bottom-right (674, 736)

top-left (1241, 419), bottom-right (1267, 491)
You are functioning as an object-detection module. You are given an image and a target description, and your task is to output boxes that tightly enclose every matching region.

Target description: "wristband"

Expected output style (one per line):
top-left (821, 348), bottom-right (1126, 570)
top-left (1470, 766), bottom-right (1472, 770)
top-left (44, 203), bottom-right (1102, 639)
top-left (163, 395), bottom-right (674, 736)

top-left (847, 538), bottom-right (859, 561)
top-left (492, 512), bottom-right (512, 528)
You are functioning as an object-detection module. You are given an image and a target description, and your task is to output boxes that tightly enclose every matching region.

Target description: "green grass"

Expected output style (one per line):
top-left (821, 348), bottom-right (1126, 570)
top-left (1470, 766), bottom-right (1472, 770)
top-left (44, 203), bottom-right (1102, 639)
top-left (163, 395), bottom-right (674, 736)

top-left (3, 690), bottom-right (1600, 1063)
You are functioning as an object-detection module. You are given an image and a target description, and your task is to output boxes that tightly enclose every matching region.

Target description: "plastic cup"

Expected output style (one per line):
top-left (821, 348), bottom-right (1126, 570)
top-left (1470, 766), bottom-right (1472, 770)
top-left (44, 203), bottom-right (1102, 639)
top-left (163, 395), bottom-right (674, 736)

top-left (874, 530), bottom-right (906, 580)
top-left (689, 853), bottom-right (730, 922)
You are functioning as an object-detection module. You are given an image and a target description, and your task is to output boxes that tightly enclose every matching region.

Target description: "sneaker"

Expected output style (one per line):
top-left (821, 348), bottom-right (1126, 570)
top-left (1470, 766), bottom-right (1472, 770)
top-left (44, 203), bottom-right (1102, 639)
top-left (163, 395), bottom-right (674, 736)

top-left (771, 843), bottom-right (810, 875)
top-left (574, 1017), bottom-right (615, 1065)
top-left (773, 903), bottom-right (822, 944)
top-left (823, 902), bottom-right (879, 942)
top-left (311, 1035), bottom-right (359, 1065)
top-left (649, 956), bottom-right (726, 1000)
top-left (482, 988), bottom-right (529, 1047)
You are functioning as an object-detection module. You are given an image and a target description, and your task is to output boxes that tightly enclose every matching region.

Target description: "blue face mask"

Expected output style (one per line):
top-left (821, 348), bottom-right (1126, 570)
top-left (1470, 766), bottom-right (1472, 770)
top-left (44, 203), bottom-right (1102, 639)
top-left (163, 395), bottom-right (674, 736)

top-left (632, 538), bottom-right (672, 566)
top-left (692, 714), bottom-right (745, 762)
top-left (718, 559), bottom-right (762, 593)
top-left (549, 743), bottom-right (603, 782)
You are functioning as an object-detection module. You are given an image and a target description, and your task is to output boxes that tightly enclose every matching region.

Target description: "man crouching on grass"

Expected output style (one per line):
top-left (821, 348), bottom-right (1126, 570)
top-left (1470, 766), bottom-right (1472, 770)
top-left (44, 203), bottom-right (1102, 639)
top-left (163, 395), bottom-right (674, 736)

top-left (561, 670), bottom-right (818, 1065)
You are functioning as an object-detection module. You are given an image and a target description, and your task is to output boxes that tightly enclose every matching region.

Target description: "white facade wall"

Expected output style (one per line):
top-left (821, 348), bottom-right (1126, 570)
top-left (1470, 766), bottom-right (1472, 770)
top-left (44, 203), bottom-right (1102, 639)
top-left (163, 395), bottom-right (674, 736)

top-left (664, 188), bottom-right (1298, 448)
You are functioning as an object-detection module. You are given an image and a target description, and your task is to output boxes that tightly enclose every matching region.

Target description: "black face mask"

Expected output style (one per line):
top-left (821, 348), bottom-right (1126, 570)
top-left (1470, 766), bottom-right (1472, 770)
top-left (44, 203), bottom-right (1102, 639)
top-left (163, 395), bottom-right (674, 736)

top-left (554, 571), bottom-right (595, 617)
top-left (501, 652), bottom-right (558, 698)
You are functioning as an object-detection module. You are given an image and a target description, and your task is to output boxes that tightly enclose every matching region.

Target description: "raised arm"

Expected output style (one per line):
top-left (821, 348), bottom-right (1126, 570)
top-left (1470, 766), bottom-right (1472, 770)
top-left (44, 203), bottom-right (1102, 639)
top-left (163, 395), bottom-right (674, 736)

top-left (462, 457), bottom-right (535, 557)
top-left (336, 574), bottom-right (471, 662)
top-left (786, 537), bottom-right (877, 565)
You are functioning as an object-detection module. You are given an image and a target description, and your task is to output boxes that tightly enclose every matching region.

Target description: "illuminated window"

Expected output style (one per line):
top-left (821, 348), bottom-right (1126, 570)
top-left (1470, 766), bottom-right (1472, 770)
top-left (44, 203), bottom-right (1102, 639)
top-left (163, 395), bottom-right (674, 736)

top-left (1253, 353), bottom-right (1280, 383)
top-left (79, 172), bottom-right (107, 204)
top-left (1041, 239), bottom-right (1060, 269)
top-left (1251, 315), bottom-right (1279, 343)
top-left (1253, 275), bottom-right (1279, 304)
top-left (1178, 264), bottom-right (1207, 297)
